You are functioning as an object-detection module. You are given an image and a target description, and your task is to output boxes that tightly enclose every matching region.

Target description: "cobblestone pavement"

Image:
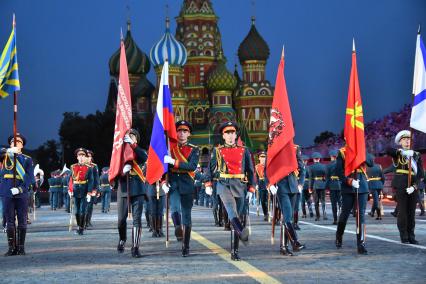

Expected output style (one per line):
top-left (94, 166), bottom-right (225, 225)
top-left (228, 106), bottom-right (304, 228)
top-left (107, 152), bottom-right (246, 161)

top-left (1, 201), bottom-right (425, 283)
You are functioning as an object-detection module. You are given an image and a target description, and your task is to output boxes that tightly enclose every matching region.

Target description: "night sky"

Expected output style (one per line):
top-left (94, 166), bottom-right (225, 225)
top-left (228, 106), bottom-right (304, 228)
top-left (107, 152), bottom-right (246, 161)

top-left (1, 0), bottom-right (425, 149)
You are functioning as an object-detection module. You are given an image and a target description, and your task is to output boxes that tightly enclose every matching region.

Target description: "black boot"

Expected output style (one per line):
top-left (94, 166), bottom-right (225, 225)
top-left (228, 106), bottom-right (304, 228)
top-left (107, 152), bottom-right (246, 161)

top-left (279, 223), bottom-right (293, 256)
top-left (218, 207), bottom-right (224, 227)
top-left (17, 228), bottom-right (26, 255)
top-left (171, 212), bottom-right (183, 242)
top-left (146, 212), bottom-right (152, 232)
top-left (151, 217), bottom-right (158, 237)
top-left (74, 214), bottom-right (80, 235)
top-left (223, 210), bottom-right (231, 231)
top-left (117, 226), bottom-right (126, 253)
top-left (4, 228), bottom-right (17, 256)
top-left (213, 209), bottom-right (220, 226)
top-left (391, 208), bottom-right (398, 217)
top-left (230, 217), bottom-right (249, 243)
top-left (336, 222), bottom-right (346, 248)
top-left (231, 230), bottom-right (241, 261)
top-left (131, 226), bottom-right (142, 258)
top-left (368, 209), bottom-right (375, 217)
top-left (376, 208), bottom-right (382, 220)
top-left (157, 216), bottom-right (164, 237)
top-left (79, 215), bottom-right (85, 235)
top-left (315, 206), bottom-right (320, 221)
top-left (285, 222), bottom-right (305, 251)
top-left (293, 211), bottom-right (300, 230)
top-left (357, 224), bottom-right (368, 255)
top-left (182, 225), bottom-right (191, 257)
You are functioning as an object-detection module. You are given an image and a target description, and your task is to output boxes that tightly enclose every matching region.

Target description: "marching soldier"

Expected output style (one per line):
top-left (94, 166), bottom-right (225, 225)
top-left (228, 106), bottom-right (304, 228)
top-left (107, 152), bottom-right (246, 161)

top-left (293, 148), bottom-right (305, 230)
top-left (301, 155), bottom-right (314, 218)
top-left (69, 148), bottom-right (93, 235)
top-left (33, 166), bottom-right (44, 209)
top-left (326, 149), bottom-right (342, 225)
top-left (0, 133), bottom-right (34, 256)
top-left (335, 146), bottom-right (373, 254)
top-left (99, 167), bottom-right (111, 213)
top-left (61, 166), bottom-right (71, 213)
top-left (268, 145), bottom-right (306, 256)
top-left (116, 129), bottom-right (148, 258)
top-left (387, 130), bottom-right (424, 244)
top-left (85, 150), bottom-right (99, 228)
top-left (48, 170), bottom-right (61, 211)
top-left (367, 153), bottom-right (385, 220)
top-left (205, 121), bottom-right (254, 261)
top-left (255, 151), bottom-right (269, 221)
top-left (162, 120), bottom-right (200, 257)
top-left (309, 152), bottom-right (327, 221)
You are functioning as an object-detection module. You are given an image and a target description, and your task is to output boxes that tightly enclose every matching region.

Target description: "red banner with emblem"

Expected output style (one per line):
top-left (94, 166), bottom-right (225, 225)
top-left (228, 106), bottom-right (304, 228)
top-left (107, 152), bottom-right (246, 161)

top-left (108, 38), bottom-right (134, 183)
top-left (266, 51), bottom-right (298, 185)
top-left (343, 42), bottom-right (366, 176)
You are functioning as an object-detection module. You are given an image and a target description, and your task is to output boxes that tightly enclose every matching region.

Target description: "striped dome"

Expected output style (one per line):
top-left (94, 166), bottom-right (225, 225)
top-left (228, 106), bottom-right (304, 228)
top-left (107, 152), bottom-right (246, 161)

top-left (150, 18), bottom-right (187, 67)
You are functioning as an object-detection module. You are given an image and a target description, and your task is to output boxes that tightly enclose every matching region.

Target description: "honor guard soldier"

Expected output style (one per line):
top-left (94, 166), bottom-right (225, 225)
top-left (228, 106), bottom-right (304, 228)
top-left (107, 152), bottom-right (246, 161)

top-left (116, 129), bottom-right (148, 258)
top-left (69, 148), bottom-right (93, 235)
top-left (387, 130), bottom-right (424, 244)
top-left (48, 170), bottom-right (61, 210)
top-left (33, 165), bottom-right (44, 209)
top-left (309, 152), bottom-right (328, 221)
top-left (61, 166), bottom-right (71, 213)
top-left (255, 151), bottom-right (269, 221)
top-left (205, 121), bottom-right (255, 261)
top-left (268, 145), bottom-right (306, 256)
top-left (301, 155), bottom-right (314, 218)
top-left (99, 167), bottom-right (111, 213)
top-left (326, 149), bottom-right (342, 225)
top-left (161, 120), bottom-right (200, 257)
top-left (0, 133), bottom-right (34, 256)
top-left (85, 150), bottom-right (99, 228)
top-left (335, 146), bottom-right (373, 254)
top-left (366, 153), bottom-right (385, 220)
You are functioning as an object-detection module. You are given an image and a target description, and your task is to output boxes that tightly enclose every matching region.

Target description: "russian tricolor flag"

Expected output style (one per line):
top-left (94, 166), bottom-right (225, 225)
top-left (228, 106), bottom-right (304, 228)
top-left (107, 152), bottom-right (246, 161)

top-left (146, 61), bottom-right (177, 184)
top-left (410, 29), bottom-right (426, 134)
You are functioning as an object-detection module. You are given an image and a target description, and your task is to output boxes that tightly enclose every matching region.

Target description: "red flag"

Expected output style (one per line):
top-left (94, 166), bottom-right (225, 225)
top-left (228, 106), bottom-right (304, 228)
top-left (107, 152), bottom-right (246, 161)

top-left (343, 40), bottom-right (366, 176)
top-left (108, 38), bottom-right (134, 183)
top-left (266, 49), bottom-right (298, 185)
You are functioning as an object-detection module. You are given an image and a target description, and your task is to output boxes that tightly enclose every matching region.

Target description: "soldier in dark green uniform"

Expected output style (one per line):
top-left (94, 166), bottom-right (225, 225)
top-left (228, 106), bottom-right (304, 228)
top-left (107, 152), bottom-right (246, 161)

top-left (61, 166), bottom-right (71, 213)
top-left (309, 152), bottom-right (327, 221)
top-left (367, 153), bottom-right (385, 220)
top-left (335, 147), bottom-right (373, 254)
top-left (99, 167), bottom-right (111, 213)
top-left (85, 150), bottom-right (99, 228)
top-left (162, 121), bottom-right (200, 257)
top-left (326, 149), bottom-right (342, 225)
top-left (301, 155), bottom-right (314, 218)
top-left (48, 170), bottom-right (61, 211)
top-left (387, 130), bottom-right (424, 244)
top-left (115, 129), bottom-right (148, 258)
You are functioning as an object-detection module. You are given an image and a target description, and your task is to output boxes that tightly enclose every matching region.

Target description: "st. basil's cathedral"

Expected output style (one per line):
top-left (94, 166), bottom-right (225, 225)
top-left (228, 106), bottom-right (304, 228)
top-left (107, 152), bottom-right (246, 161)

top-left (106, 0), bottom-right (273, 158)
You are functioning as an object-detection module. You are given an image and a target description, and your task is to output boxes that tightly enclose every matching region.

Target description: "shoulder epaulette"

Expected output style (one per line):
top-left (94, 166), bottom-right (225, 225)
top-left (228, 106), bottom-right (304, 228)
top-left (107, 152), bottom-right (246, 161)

top-left (188, 143), bottom-right (198, 148)
top-left (22, 153), bottom-right (31, 159)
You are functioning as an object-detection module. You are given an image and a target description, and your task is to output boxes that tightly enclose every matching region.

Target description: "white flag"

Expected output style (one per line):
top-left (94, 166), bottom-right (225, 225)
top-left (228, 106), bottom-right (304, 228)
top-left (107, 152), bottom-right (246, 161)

top-left (410, 32), bottom-right (426, 133)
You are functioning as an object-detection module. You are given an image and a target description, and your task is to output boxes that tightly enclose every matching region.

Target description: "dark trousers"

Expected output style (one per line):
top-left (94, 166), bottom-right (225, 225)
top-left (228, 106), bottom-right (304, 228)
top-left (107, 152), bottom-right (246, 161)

top-left (314, 189), bottom-right (326, 216)
top-left (293, 192), bottom-right (301, 213)
top-left (199, 188), bottom-right (206, 206)
top-left (277, 192), bottom-right (296, 223)
top-left (330, 190), bottom-right (342, 220)
top-left (4, 196), bottom-right (28, 229)
top-left (339, 192), bottom-right (368, 225)
top-left (302, 189), bottom-right (313, 215)
top-left (395, 188), bottom-right (417, 241)
top-left (102, 191), bottom-right (111, 211)
top-left (34, 191), bottom-right (40, 208)
top-left (149, 195), bottom-right (165, 217)
top-left (117, 195), bottom-right (144, 228)
top-left (170, 190), bottom-right (193, 226)
top-left (370, 189), bottom-right (382, 211)
top-left (219, 189), bottom-right (245, 220)
top-left (74, 196), bottom-right (87, 215)
top-left (259, 189), bottom-right (269, 216)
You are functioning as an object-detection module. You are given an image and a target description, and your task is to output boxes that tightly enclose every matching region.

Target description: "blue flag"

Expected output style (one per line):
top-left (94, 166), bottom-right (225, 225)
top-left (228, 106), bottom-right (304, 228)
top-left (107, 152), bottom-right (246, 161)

top-left (0, 15), bottom-right (20, 99)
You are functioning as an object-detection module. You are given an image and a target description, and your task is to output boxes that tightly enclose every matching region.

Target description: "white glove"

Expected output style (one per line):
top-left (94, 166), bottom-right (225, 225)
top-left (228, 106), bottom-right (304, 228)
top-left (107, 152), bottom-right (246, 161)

top-left (123, 134), bottom-right (134, 145)
top-left (269, 185), bottom-right (278, 195)
top-left (401, 149), bottom-right (414, 158)
top-left (68, 191), bottom-right (73, 197)
top-left (247, 191), bottom-right (253, 203)
top-left (164, 155), bottom-right (176, 165)
top-left (351, 179), bottom-right (360, 189)
top-left (7, 147), bottom-right (19, 154)
top-left (297, 184), bottom-right (303, 193)
top-left (122, 164), bottom-right (132, 174)
top-left (406, 186), bottom-right (415, 195)
top-left (10, 187), bottom-right (20, 195)
top-left (205, 186), bottom-right (213, 196)
top-left (162, 183), bottom-right (170, 194)
top-left (255, 185), bottom-right (259, 191)
top-left (86, 194), bottom-right (91, 202)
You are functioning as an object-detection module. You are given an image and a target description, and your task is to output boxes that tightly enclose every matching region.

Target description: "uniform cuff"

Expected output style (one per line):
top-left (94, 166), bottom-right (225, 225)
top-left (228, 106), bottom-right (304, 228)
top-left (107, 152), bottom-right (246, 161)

top-left (173, 159), bottom-right (180, 169)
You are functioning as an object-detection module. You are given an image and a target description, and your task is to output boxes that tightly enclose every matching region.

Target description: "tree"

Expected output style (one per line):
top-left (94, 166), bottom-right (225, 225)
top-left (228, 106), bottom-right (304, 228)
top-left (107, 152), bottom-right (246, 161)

top-left (314, 131), bottom-right (336, 145)
top-left (32, 140), bottom-right (62, 176)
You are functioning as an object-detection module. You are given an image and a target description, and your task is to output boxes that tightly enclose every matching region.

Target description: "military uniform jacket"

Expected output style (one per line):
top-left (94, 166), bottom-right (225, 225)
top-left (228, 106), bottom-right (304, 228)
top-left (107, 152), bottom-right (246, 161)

top-left (367, 164), bottom-right (385, 190)
top-left (99, 173), bottom-right (111, 193)
top-left (336, 147), bottom-right (373, 194)
top-left (62, 173), bottom-right (70, 193)
top-left (48, 177), bottom-right (62, 193)
top-left (88, 163), bottom-right (100, 196)
top-left (386, 148), bottom-right (424, 190)
top-left (255, 163), bottom-right (267, 191)
top-left (265, 146), bottom-right (305, 194)
top-left (326, 160), bottom-right (341, 191)
top-left (309, 162), bottom-right (327, 190)
top-left (168, 143), bottom-right (200, 195)
top-left (0, 152), bottom-right (34, 198)
top-left (70, 163), bottom-right (94, 198)
top-left (303, 166), bottom-right (310, 191)
top-left (118, 145), bottom-right (148, 197)
top-left (205, 144), bottom-right (255, 198)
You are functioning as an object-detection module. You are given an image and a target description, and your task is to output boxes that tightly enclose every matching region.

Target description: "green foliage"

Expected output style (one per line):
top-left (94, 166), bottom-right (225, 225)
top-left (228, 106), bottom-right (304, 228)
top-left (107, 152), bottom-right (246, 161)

top-left (314, 131), bottom-right (336, 145)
